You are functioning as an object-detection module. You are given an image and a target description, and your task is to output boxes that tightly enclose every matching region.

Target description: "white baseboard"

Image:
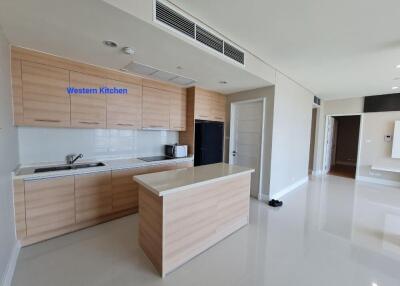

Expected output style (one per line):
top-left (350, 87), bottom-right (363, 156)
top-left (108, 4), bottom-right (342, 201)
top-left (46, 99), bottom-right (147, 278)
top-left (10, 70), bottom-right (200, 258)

top-left (1, 241), bottom-right (20, 286)
top-left (356, 176), bottom-right (400, 187)
top-left (271, 177), bottom-right (309, 200)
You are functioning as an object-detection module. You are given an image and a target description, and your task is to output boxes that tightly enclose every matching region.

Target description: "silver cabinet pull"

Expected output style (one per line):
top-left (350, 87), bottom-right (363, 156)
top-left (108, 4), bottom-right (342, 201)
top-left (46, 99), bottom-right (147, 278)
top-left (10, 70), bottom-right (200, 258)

top-left (79, 121), bottom-right (100, 125)
top-left (34, 119), bottom-right (61, 123)
top-left (117, 123), bottom-right (134, 126)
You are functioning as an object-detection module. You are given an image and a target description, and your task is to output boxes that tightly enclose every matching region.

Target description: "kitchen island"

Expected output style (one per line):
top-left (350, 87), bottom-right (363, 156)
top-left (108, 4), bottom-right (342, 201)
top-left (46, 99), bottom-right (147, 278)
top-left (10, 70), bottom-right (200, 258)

top-left (134, 163), bottom-right (254, 277)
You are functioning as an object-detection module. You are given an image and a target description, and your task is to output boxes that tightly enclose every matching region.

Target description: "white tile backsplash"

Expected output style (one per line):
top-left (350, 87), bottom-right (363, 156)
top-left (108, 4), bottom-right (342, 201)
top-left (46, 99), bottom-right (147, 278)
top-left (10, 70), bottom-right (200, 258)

top-left (18, 127), bottom-right (179, 165)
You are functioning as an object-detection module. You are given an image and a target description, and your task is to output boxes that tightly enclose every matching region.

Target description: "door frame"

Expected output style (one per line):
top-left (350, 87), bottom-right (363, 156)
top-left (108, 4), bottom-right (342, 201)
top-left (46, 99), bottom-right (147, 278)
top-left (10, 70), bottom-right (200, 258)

top-left (229, 98), bottom-right (266, 200)
top-left (322, 113), bottom-right (364, 177)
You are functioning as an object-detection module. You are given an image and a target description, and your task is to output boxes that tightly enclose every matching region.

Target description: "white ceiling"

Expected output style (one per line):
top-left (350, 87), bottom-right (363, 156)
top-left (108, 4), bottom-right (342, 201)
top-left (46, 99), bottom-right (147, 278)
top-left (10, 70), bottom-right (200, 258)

top-left (0, 0), bottom-right (270, 94)
top-left (169, 0), bottom-right (400, 99)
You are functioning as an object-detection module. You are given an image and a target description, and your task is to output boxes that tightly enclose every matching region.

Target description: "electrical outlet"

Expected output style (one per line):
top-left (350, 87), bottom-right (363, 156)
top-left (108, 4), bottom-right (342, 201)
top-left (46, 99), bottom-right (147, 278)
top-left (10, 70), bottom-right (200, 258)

top-left (384, 135), bottom-right (392, 142)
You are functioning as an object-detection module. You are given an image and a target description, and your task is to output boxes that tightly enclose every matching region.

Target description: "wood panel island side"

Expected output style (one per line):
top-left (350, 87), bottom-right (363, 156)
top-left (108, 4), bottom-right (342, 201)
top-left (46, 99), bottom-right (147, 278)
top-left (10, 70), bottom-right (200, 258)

top-left (134, 163), bottom-right (254, 277)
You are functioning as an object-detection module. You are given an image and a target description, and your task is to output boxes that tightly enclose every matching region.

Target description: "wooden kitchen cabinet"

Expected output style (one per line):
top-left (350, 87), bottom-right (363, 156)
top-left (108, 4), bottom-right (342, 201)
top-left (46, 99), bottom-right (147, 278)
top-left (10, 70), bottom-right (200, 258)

top-left (25, 176), bottom-right (75, 237)
top-left (21, 61), bottom-right (70, 127)
top-left (75, 172), bottom-right (112, 223)
top-left (142, 86), bottom-right (171, 129)
top-left (194, 87), bottom-right (225, 122)
top-left (170, 90), bottom-right (187, 131)
top-left (70, 71), bottom-right (107, 128)
top-left (107, 79), bottom-right (142, 129)
top-left (112, 168), bottom-right (146, 212)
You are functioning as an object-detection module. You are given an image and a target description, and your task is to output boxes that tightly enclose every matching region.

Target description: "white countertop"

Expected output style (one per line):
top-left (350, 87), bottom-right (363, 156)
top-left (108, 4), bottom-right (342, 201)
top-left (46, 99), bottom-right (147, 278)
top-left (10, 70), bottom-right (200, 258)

top-left (134, 163), bottom-right (254, 197)
top-left (14, 156), bottom-right (194, 180)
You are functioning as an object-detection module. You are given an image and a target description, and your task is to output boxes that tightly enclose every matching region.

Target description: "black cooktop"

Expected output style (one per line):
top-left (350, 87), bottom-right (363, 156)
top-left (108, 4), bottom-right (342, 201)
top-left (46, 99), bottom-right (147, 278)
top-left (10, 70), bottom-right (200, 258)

top-left (138, 156), bottom-right (174, 162)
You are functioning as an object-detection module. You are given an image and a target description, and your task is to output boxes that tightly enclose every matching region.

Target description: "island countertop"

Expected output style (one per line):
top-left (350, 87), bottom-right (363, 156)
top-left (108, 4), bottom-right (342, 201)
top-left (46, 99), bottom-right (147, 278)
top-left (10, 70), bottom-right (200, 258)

top-left (133, 162), bottom-right (254, 197)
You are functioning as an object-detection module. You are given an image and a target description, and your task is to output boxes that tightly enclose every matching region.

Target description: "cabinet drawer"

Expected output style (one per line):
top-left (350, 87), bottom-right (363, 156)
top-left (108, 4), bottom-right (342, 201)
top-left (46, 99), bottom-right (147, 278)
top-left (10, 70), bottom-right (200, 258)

top-left (25, 176), bottom-right (75, 237)
top-left (75, 172), bottom-right (112, 223)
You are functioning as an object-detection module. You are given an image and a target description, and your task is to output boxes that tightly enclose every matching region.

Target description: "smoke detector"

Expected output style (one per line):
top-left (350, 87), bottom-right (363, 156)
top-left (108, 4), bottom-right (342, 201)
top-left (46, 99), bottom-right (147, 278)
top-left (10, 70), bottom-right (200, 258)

top-left (122, 47), bottom-right (135, 55)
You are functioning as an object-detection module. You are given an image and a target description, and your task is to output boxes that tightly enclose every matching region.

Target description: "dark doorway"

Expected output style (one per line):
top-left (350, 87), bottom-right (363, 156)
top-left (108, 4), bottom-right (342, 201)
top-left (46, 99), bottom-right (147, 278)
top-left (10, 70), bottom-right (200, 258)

top-left (328, 115), bottom-right (361, 179)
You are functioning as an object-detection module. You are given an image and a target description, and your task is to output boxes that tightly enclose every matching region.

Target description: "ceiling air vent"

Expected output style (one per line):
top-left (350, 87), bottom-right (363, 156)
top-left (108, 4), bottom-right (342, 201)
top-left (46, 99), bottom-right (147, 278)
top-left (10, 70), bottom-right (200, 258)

top-left (155, 1), bottom-right (195, 38)
top-left (313, 96), bottom-right (321, 106)
top-left (154, 0), bottom-right (245, 65)
top-left (196, 26), bottom-right (223, 53)
top-left (224, 42), bottom-right (244, 65)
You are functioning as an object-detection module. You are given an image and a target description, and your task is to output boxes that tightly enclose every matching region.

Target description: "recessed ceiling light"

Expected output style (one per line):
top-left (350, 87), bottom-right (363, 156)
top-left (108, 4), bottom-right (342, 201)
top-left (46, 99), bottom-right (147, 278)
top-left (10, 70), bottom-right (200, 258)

top-left (392, 86), bottom-right (399, 90)
top-left (372, 283), bottom-right (378, 286)
top-left (121, 47), bottom-right (135, 55)
top-left (219, 81), bottom-right (228, 84)
top-left (396, 64), bottom-right (400, 69)
top-left (103, 40), bottom-right (118, 48)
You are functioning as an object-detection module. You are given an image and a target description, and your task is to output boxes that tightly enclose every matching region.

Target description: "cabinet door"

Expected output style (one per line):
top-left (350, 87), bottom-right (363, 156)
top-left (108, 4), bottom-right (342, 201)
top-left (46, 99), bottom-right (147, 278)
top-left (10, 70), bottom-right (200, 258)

top-left (176, 161), bottom-right (194, 169)
top-left (112, 168), bottom-right (146, 212)
top-left (194, 89), bottom-right (212, 120)
top-left (211, 93), bottom-right (226, 122)
top-left (21, 61), bottom-right (70, 127)
top-left (25, 177), bottom-right (75, 237)
top-left (107, 79), bottom-right (142, 129)
top-left (142, 87), bottom-right (170, 129)
top-left (170, 91), bottom-right (187, 131)
top-left (70, 71), bottom-right (107, 128)
top-left (147, 163), bottom-right (177, 173)
top-left (75, 172), bottom-right (112, 223)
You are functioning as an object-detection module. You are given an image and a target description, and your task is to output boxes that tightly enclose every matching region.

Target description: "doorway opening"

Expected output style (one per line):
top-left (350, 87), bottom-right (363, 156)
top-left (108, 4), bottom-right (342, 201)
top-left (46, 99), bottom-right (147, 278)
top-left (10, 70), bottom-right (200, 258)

top-left (323, 115), bottom-right (361, 179)
top-left (229, 98), bottom-right (266, 200)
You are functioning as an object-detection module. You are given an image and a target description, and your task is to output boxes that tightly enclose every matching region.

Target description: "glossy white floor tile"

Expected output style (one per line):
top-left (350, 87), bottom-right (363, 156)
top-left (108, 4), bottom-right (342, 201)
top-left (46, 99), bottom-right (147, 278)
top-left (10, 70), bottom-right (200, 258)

top-left (12, 175), bottom-right (400, 286)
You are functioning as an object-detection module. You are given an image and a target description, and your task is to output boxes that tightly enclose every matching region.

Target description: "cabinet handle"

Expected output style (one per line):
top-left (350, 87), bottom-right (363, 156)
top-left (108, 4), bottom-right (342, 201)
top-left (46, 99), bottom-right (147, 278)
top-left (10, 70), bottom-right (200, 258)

top-left (79, 121), bottom-right (100, 125)
top-left (34, 119), bottom-right (61, 123)
top-left (198, 115), bottom-right (208, 118)
top-left (117, 123), bottom-right (134, 127)
top-left (173, 126), bottom-right (184, 129)
top-left (215, 117), bottom-right (224, 120)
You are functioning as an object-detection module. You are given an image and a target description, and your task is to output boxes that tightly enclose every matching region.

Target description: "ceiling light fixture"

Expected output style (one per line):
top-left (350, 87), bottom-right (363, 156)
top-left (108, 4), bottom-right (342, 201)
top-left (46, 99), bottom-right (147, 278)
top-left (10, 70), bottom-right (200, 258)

top-left (396, 64), bottom-right (400, 69)
top-left (121, 47), bottom-right (135, 55)
top-left (372, 283), bottom-right (378, 286)
top-left (219, 81), bottom-right (228, 84)
top-left (392, 86), bottom-right (399, 90)
top-left (103, 40), bottom-right (118, 48)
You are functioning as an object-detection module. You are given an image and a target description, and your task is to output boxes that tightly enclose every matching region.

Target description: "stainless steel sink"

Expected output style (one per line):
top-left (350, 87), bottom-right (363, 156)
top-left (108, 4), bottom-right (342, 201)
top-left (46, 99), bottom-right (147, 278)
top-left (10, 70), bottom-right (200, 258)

top-left (34, 162), bottom-right (105, 173)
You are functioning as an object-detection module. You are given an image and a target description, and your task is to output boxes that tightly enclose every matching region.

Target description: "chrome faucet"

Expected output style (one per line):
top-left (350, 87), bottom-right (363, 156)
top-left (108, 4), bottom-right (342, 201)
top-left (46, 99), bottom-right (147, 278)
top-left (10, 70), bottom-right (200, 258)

top-left (66, 153), bottom-right (83, 165)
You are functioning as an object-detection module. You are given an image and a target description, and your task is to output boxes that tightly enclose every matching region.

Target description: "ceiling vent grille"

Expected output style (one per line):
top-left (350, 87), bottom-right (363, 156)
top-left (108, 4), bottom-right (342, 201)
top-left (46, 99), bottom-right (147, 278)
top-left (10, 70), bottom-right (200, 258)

top-left (155, 0), bottom-right (244, 65)
top-left (196, 26), bottom-right (223, 53)
top-left (155, 1), bottom-right (195, 38)
top-left (224, 42), bottom-right (245, 65)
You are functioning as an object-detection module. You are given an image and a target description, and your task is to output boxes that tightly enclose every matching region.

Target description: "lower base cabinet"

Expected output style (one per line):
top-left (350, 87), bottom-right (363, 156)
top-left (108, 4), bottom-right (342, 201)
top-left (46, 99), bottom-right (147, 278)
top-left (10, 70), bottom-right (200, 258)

top-left (14, 161), bottom-right (194, 246)
top-left (75, 172), bottom-right (112, 223)
top-left (25, 176), bottom-right (75, 237)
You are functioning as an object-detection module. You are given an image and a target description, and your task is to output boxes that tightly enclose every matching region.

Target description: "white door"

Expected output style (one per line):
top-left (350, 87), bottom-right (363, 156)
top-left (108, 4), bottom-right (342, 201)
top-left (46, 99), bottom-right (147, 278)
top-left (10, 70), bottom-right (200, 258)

top-left (229, 100), bottom-right (264, 198)
top-left (324, 116), bottom-right (335, 173)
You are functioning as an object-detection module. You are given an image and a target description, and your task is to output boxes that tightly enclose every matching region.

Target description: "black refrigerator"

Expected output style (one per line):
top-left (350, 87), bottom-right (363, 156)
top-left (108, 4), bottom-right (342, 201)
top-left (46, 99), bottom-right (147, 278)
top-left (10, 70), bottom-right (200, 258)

top-left (194, 120), bottom-right (224, 166)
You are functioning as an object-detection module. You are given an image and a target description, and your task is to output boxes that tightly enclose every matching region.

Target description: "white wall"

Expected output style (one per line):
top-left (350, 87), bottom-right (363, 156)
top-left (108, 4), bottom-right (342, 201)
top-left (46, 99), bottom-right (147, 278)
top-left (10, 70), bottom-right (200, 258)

top-left (269, 72), bottom-right (314, 198)
top-left (358, 111), bottom-right (400, 182)
top-left (0, 26), bottom-right (19, 285)
top-left (18, 128), bottom-right (179, 165)
top-left (225, 86), bottom-right (275, 197)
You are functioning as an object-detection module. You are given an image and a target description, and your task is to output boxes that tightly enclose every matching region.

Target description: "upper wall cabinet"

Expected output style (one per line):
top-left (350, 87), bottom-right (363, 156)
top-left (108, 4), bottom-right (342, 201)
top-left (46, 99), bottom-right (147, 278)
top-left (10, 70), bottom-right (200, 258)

top-left (10, 47), bottom-right (193, 131)
top-left (194, 88), bottom-right (226, 122)
top-left (106, 79), bottom-right (142, 129)
top-left (170, 91), bottom-right (187, 131)
top-left (142, 79), bottom-right (187, 130)
top-left (70, 71), bottom-right (107, 129)
top-left (142, 87), bottom-right (171, 129)
top-left (21, 61), bottom-right (70, 127)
